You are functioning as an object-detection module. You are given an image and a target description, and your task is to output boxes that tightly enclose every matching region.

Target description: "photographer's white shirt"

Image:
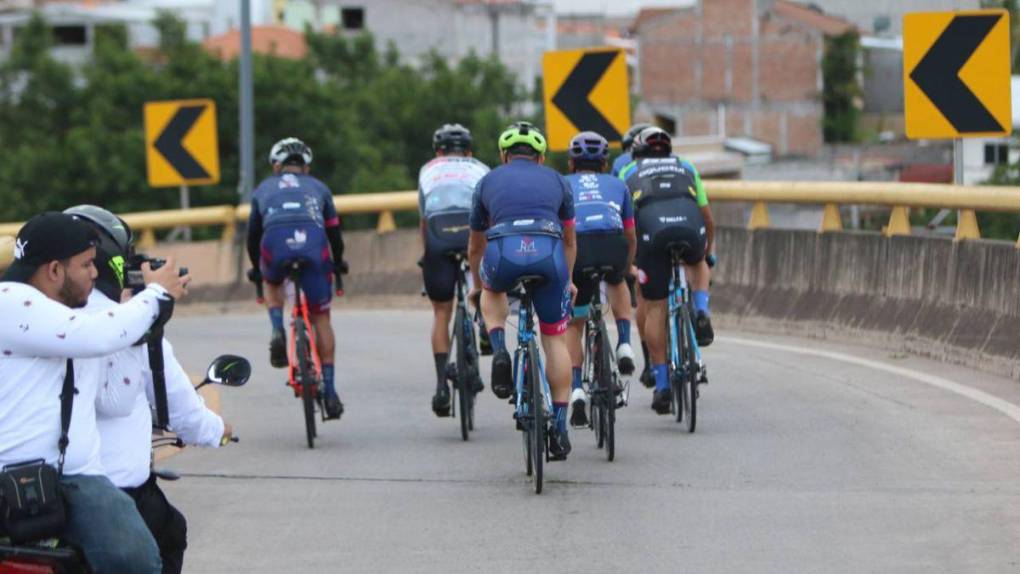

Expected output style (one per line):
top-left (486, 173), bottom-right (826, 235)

top-left (92, 293), bottom-right (224, 488)
top-left (0, 281), bottom-right (167, 475)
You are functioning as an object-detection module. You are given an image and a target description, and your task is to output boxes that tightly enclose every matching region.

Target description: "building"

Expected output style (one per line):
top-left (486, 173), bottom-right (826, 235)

top-left (802, 0), bottom-right (981, 36)
top-left (961, 76), bottom-right (1020, 186)
top-left (269, 0), bottom-right (554, 88)
top-left (632, 0), bottom-right (854, 157)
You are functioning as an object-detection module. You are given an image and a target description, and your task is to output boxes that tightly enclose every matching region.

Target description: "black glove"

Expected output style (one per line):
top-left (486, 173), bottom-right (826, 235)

top-left (247, 268), bottom-right (262, 284)
top-left (334, 260), bottom-right (349, 275)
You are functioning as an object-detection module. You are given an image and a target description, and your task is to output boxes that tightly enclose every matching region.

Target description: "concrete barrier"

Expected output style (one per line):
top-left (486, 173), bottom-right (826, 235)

top-left (711, 228), bottom-right (1020, 380)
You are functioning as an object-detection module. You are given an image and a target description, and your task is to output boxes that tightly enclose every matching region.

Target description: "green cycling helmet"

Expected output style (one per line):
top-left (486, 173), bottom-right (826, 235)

top-left (498, 122), bottom-right (547, 155)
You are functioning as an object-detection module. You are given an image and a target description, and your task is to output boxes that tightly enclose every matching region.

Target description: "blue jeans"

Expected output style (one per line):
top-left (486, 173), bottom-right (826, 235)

top-left (61, 474), bottom-right (162, 574)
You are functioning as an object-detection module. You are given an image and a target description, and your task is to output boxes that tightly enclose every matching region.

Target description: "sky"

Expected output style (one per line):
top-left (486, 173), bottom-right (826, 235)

top-left (552, 0), bottom-right (694, 17)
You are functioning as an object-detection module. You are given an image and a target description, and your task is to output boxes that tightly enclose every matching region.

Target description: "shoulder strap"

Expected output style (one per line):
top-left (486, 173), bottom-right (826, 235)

top-left (57, 359), bottom-right (75, 475)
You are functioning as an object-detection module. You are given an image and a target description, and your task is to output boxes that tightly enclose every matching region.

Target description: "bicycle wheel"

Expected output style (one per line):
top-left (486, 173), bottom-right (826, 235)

top-left (455, 306), bottom-right (471, 441)
top-left (527, 339), bottom-right (544, 495)
top-left (587, 323), bottom-right (604, 449)
top-left (295, 323), bottom-right (317, 449)
top-left (670, 308), bottom-right (684, 424)
top-left (597, 321), bottom-right (616, 462)
top-left (520, 352), bottom-right (533, 477)
top-left (681, 312), bottom-right (698, 433)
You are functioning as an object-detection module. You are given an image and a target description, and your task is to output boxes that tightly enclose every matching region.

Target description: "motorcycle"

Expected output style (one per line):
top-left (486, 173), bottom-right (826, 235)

top-left (0, 354), bottom-right (250, 574)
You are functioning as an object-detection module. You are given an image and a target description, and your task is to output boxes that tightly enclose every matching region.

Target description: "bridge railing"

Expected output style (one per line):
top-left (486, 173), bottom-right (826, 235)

top-left (0, 183), bottom-right (1018, 249)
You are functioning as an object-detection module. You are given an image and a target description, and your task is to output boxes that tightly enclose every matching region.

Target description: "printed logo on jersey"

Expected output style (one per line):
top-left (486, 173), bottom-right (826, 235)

top-left (517, 237), bottom-right (537, 254)
top-left (659, 216), bottom-right (687, 224)
top-left (278, 173), bottom-right (301, 189)
top-left (286, 229), bottom-right (308, 250)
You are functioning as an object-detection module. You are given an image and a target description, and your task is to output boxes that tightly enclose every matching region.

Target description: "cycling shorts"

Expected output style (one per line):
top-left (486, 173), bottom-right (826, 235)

top-left (422, 211), bottom-right (470, 302)
top-left (480, 233), bottom-right (571, 336)
top-left (573, 232), bottom-right (628, 313)
top-left (635, 198), bottom-right (706, 301)
top-left (260, 223), bottom-right (333, 314)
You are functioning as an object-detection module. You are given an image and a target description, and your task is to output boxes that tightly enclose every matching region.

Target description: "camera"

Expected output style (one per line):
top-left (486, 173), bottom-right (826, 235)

top-left (126, 254), bottom-right (188, 292)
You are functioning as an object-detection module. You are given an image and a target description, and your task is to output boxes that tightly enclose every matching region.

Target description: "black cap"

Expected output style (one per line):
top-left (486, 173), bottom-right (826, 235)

top-left (1, 212), bottom-right (98, 283)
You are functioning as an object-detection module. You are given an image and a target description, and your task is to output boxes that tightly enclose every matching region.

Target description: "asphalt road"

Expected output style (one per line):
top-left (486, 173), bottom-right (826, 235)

top-left (164, 309), bottom-right (1020, 573)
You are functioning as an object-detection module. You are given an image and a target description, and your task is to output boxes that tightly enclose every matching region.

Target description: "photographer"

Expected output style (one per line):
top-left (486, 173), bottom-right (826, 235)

top-left (0, 212), bottom-right (188, 573)
top-left (64, 206), bottom-right (233, 574)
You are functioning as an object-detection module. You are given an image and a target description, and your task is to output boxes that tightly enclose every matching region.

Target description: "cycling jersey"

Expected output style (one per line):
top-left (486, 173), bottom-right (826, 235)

top-left (418, 156), bottom-right (489, 217)
top-left (470, 158), bottom-right (575, 233)
top-left (620, 156), bottom-right (708, 208)
top-left (610, 152), bottom-right (632, 178)
top-left (565, 172), bottom-right (634, 234)
top-left (419, 157), bottom-right (489, 302)
top-left (250, 173), bottom-right (339, 229)
top-left (471, 159), bottom-right (576, 335)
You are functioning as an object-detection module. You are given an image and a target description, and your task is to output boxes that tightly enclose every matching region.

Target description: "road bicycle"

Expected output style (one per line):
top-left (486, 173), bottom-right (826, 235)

top-left (443, 252), bottom-right (483, 441)
top-left (255, 262), bottom-right (343, 449)
top-left (666, 246), bottom-right (708, 432)
top-left (510, 276), bottom-right (555, 495)
top-left (578, 265), bottom-right (628, 461)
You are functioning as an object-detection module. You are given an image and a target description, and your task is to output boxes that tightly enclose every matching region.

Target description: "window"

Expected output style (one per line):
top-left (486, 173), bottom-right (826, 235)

top-left (341, 7), bottom-right (365, 30)
top-left (984, 143), bottom-right (1010, 166)
top-left (51, 25), bottom-right (87, 46)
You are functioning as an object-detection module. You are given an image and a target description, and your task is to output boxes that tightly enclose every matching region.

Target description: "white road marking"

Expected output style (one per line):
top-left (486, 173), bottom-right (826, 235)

top-left (719, 336), bottom-right (1020, 425)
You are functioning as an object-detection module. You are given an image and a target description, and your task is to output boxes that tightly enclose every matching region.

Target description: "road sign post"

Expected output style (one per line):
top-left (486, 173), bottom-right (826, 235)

top-left (542, 47), bottom-right (630, 151)
top-left (903, 9), bottom-right (1011, 240)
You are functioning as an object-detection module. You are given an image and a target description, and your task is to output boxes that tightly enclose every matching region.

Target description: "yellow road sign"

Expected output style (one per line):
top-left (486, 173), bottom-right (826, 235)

top-left (904, 10), bottom-right (1012, 139)
top-left (542, 48), bottom-right (630, 152)
top-left (144, 99), bottom-right (220, 187)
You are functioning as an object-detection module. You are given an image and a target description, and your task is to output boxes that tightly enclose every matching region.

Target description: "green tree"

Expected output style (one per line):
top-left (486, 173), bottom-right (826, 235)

top-left (821, 30), bottom-right (862, 143)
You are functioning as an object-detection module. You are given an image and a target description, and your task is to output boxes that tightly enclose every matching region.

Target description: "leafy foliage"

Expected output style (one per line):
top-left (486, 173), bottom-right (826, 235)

top-left (0, 13), bottom-right (524, 227)
top-left (821, 31), bottom-right (862, 143)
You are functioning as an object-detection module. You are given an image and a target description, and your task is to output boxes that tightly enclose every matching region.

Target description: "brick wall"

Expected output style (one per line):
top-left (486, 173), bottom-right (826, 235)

top-left (636, 0), bottom-right (829, 157)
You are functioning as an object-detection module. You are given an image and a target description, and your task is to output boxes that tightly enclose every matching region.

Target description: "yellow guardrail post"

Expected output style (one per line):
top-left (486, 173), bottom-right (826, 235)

top-left (884, 207), bottom-right (911, 237)
top-left (819, 204), bottom-right (843, 233)
top-left (376, 210), bottom-right (397, 234)
top-left (0, 235), bottom-right (13, 273)
top-left (137, 228), bottom-right (158, 249)
top-left (748, 201), bottom-right (770, 229)
top-left (955, 209), bottom-right (981, 241)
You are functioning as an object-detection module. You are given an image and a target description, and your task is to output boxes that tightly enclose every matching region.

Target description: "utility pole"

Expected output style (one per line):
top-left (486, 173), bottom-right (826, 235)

top-left (238, 0), bottom-right (255, 203)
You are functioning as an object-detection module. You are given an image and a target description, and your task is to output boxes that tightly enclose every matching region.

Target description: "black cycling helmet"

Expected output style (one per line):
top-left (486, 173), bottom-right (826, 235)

top-left (63, 204), bottom-right (133, 301)
top-left (268, 137), bottom-right (313, 167)
top-left (432, 123), bottom-right (472, 154)
top-left (622, 122), bottom-right (652, 151)
top-left (631, 127), bottom-right (672, 159)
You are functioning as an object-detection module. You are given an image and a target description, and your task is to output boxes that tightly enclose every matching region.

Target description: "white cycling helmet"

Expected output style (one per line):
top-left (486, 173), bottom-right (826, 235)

top-left (268, 137), bottom-right (313, 166)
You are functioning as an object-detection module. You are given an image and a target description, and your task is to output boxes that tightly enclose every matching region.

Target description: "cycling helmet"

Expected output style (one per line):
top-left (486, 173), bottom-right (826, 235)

top-left (432, 123), bottom-right (472, 153)
top-left (622, 122), bottom-right (652, 151)
top-left (498, 122), bottom-right (547, 156)
top-left (63, 204), bottom-right (133, 301)
top-left (631, 127), bottom-right (672, 159)
top-left (568, 131), bottom-right (609, 166)
top-left (268, 137), bottom-right (313, 166)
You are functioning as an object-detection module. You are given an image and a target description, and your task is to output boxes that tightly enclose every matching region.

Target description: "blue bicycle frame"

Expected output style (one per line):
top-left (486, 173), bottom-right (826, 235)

top-left (667, 257), bottom-right (703, 372)
top-left (513, 292), bottom-right (554, 428)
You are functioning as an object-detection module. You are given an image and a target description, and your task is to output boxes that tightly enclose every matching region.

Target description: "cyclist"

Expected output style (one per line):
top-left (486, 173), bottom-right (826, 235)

top-left (467, 122), bottom-right (577, 461)
top-left (610, 122), bottom-right (651, 178)
top-left (561, 131), bottom-right (637, 428)
top-left (418, 124), bottom-right (490, 417)
top-left (247, 137), bottom-right (347, 420)
top-left (620, 127), bottom-right (715, 415)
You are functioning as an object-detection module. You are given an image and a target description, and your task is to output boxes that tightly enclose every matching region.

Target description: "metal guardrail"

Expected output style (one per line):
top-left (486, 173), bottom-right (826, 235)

top-left (0, 183), bottom-right (1018, 249)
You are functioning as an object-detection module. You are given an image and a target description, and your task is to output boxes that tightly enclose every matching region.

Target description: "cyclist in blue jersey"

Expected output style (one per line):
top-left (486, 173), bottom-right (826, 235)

top-left (468, 122), bottom-right (577, 461)
top-left (247, 137), bottom-right (347, 420)
top-left (610, 122), bottom-right (651, 178)
top-left (562, 131), bottom-right (637, 427)
top-left (419, 124), bottom-right (490, 416)
top-left (621, 127), bottom-right (716, 415)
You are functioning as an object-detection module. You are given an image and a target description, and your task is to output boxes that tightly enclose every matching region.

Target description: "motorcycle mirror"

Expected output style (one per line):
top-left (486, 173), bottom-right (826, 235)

top-left (203, 355), bottom-right (251, 388)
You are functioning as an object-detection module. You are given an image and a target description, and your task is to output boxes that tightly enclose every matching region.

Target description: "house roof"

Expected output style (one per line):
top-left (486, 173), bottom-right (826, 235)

top-left (630, 7), bottom-right (684, 32)
top-left (203, 26), bottom-right (307, 61)
top-left (772, 0), bottom-right (855, 36)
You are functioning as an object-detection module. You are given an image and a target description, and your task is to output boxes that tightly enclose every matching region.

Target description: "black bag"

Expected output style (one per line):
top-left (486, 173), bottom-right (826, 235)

top-left (0, 359), bottom-right (75, 544)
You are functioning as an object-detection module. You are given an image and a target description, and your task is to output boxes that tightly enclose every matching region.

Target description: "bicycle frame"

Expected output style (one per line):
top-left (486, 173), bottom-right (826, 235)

top-left (286, 271), bottom-right (322, 395)
top-left (513, 289), bottom-right (554, 428)
top-left (667, 253), bottom-right (702, 372)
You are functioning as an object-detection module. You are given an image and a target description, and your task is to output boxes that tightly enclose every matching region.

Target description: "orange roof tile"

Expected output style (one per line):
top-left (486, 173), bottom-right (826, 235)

top-left (203, 25), bottom-right (308, 61)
